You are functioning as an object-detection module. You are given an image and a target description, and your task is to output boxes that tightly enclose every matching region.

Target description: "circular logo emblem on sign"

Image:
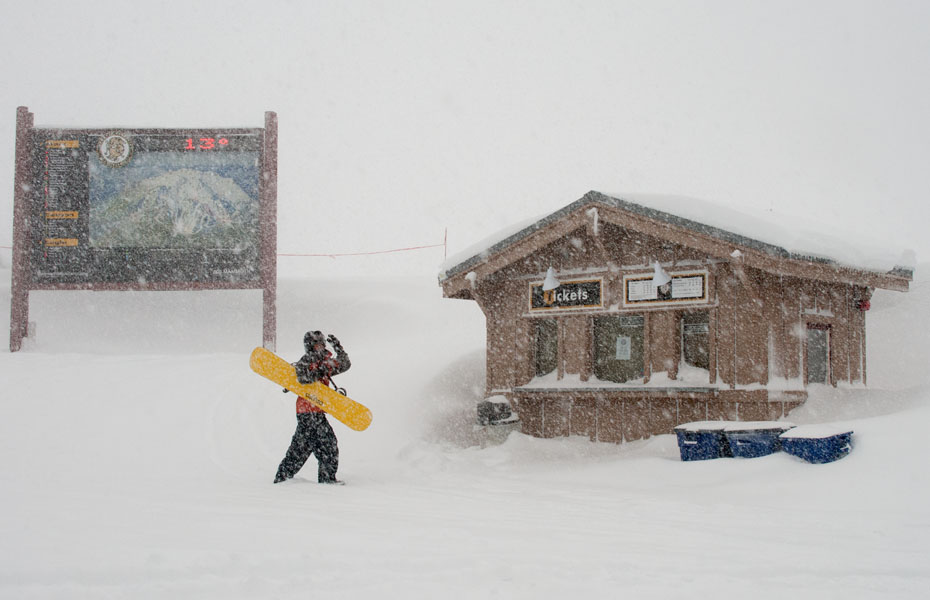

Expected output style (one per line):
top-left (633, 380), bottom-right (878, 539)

top-left (97, 133), bottom-right (133, 167)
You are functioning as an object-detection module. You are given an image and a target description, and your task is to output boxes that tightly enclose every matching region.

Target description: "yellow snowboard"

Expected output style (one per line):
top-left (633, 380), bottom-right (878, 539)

top-left (249, 347), bottom-right (373, 432)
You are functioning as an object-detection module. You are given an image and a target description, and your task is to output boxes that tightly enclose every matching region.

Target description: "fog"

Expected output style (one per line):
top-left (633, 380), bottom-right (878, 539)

top-left (2, 1), bottom-right (928, 278)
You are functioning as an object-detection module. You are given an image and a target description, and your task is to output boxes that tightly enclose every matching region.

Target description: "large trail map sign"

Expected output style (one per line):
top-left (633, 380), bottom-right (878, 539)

top-left (10, 107), bottom-right (278, 352)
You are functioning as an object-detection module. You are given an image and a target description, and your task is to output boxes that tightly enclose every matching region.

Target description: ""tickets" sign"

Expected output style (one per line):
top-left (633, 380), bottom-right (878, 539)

top-left (529, 278), bottom-right (603, 311)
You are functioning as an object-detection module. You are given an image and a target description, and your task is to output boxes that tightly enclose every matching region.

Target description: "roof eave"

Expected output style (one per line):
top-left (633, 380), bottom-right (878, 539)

top-left (439, 191), bottom-right (913, 295)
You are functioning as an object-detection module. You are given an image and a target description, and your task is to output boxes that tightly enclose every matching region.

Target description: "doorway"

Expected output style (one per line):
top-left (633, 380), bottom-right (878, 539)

top-left (594, 314), bottom-right (645, 383)
top-left (806, 324), bottom-right (831, 385)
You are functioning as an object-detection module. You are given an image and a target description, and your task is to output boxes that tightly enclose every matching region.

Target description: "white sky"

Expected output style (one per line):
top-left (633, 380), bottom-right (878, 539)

top-left (2, 0), bottom-right (928, 278)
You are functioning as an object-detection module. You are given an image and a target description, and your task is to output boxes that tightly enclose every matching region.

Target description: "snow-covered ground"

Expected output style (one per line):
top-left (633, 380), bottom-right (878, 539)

top-left (1, 264), bottom-right (929, 599)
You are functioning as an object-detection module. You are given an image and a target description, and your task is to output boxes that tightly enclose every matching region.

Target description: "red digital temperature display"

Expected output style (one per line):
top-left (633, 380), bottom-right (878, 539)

top-left (184, 137), bottom-right (230, 150)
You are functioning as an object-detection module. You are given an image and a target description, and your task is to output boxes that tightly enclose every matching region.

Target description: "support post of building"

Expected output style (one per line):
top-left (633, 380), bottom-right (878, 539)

top-left (10, 106), bottom-right (33, 352)
top-left (260, 111), bottom-right (278, 351)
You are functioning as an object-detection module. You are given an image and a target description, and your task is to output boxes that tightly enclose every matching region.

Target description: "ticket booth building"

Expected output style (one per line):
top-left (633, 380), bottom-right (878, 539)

top-left (439, 192), bottom-right (912, 442)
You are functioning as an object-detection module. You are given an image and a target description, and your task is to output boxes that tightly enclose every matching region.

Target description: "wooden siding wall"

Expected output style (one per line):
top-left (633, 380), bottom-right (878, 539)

top-left (470, 220), bottom-right (868, 440)
top-left (480, 226), bottom-right (870, 393)
top-left (561, 315), bottom-right (590, 380)
top-left (512, 391), bottom-right (806, 442)
top-left (752, 273), bottom-right (869, 386)
top-left (478, 279), bottom-right (524, 393)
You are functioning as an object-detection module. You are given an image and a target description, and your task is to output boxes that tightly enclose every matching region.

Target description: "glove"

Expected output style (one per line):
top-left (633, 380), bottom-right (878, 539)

top-left (326, 334), bottom-right (342, 348)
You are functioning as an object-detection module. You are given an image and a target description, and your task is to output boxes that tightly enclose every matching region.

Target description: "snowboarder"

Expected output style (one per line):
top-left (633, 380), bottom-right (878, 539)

top-left (274, 330), bottom-right (351, 484)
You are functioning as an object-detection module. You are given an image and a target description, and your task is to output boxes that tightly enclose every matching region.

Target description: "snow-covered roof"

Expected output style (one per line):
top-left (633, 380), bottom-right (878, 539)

top-left (440, 191), bottom-right (915, 283)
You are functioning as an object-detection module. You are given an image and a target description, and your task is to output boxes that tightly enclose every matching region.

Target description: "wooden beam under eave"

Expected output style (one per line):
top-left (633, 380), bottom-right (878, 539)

top-left (593, 202), bottom-right (911, 292)
top-left (742, 252), bottom-right (911, 293)
top-left (595, 203), bottom-right (736, 261)
top-left (440, 209), bottom-right (593, 299)
top-left (439, 276), bottom-right (473, 300)
top-left (478, 212), bottom-right (590, 277)
top-left (441, 197), bottom-right (911, 299)
top-left (585, 214), bottom-right (616, 271)
top-left (729, 258), bottom-right (764, 306)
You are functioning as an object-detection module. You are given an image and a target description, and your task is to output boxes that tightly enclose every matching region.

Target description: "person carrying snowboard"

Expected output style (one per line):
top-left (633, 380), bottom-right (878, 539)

top-left (274, 330), bottom-right (351, 484)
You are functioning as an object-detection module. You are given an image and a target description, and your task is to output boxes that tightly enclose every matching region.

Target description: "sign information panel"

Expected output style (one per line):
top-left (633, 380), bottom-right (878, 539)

top-left (32, 129), bottom-right (263, 284)
top-left (10, 107), bottom-right (278, 352)
top-left (623, 270), bottom-right (709, 308)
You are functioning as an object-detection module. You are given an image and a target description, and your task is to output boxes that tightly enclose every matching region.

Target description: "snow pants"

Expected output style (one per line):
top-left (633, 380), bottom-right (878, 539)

top-left (275, 412), bottom-right (339, 483)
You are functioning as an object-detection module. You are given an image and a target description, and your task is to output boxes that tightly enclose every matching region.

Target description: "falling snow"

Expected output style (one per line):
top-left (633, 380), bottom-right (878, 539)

top-left (1, 268), bottom-right (928, 598)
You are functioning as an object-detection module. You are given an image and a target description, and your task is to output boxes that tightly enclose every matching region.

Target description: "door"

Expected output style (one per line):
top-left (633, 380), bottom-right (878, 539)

top-left (594, 315), bottom-right (645, 383)
top-left (681, 311), bottom-right (710, 370)
top-left (534, 319), bottom-right (558, 377)
top-left (806, 324), bottom-right (831, 385)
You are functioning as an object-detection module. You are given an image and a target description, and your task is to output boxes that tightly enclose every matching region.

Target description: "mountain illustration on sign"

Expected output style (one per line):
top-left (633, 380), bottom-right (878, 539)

top-left (90, 168), bottom-right (258, 249)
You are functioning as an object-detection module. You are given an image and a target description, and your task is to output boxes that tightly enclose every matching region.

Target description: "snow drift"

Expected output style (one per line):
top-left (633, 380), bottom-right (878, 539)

top-left (1, 266), bottom-right (928, 598)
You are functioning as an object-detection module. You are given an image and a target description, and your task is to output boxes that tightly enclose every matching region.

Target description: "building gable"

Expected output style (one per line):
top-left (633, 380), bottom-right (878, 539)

top-left (440, 191), bottom-right (912, 300)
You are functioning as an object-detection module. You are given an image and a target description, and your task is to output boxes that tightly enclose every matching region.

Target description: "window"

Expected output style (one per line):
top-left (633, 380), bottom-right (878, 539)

top-left (681, 312), bottom-right (710, 370)
top-left (594, 315), bottom-right (645, 383)
top-left (534, 319), bottom-right (558, 377)
top-left (807, 324), bottom-right (831, 384)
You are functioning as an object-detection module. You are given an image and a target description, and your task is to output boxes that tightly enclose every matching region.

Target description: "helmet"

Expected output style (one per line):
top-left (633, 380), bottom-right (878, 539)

top-left (304, 330), bottom-right (326, 352)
